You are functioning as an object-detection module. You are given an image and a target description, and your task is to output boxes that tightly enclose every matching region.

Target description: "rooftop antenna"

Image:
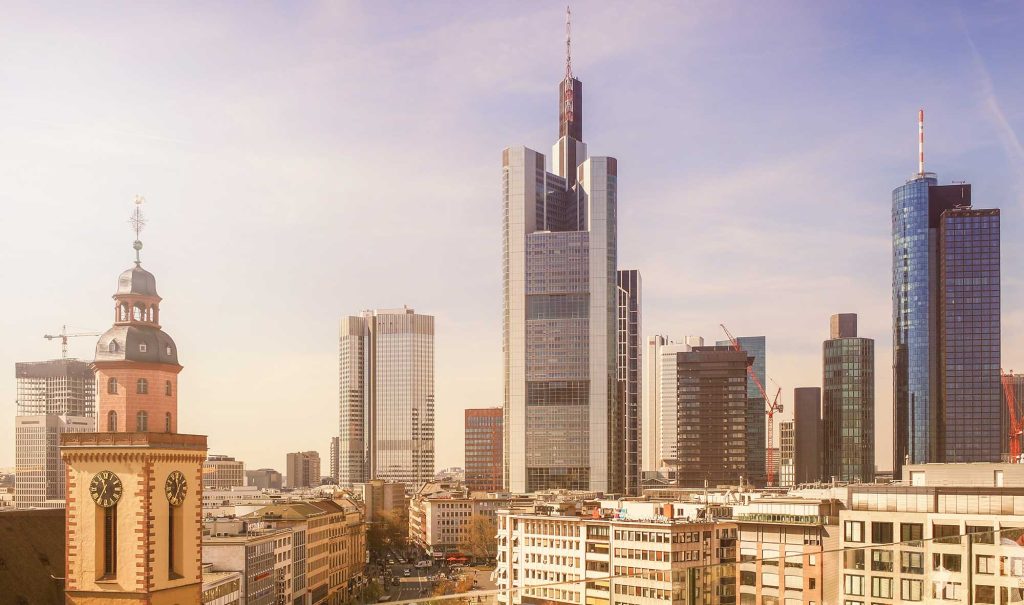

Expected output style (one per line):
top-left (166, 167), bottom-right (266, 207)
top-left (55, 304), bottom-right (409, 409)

top-left (918, 108), bottom-right (925, 175)
top-left (565, 5), bottom-right (572, 79)
top-left (129, 195), bottom-right (146, 265)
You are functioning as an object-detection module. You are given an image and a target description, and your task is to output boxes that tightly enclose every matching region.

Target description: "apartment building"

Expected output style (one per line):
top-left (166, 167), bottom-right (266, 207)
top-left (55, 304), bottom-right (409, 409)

top-left (839, 463), bottom-right (1024, 604)
top-left (495, 504), bottom-right (738, 605)
top-left (409, 482), bottom-right (519, 559)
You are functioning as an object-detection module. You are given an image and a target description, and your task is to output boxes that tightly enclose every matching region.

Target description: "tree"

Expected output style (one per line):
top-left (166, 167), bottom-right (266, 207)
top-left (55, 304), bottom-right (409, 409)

top-left (367, 509), bottom-right (408, 560)
top-left (459, 515), bottom-right (497, 561)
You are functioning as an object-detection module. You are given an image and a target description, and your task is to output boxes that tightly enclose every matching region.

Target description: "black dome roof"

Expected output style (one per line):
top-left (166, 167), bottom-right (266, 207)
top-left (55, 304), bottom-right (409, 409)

top-left (117, 265), bottom-right (159, 297)
top-left (95, 326), bottom-right (179, 365)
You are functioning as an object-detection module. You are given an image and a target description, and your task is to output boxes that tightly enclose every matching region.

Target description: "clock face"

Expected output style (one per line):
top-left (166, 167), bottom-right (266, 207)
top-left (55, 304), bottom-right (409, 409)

top-left (165, 470), bottom-right (187, 506)
top-left (89, 471), bottom-right (123, 508)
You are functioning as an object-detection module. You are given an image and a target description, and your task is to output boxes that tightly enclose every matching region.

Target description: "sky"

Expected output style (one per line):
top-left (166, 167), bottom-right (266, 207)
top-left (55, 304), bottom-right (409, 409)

top-left (1, 1), bottom-right (1023, 475)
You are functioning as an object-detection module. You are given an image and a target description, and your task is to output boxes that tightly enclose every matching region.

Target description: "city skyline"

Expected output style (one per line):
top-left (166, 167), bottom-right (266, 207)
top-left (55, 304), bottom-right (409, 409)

top-left (2, 2), bottom-right (1023, 473)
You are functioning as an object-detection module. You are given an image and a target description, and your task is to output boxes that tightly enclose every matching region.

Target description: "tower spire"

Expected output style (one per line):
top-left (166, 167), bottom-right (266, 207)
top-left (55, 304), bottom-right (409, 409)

top-left (129, 195), bottom-right (146, 265)
top-left (565, 5), bottom-right (572, 79)
top-left (918, 108), bottom-right (925, 175)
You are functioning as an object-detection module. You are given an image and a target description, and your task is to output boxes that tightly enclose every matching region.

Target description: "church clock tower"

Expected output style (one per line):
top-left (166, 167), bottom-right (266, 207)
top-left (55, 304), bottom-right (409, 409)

top-left (62, 197), bottom-right (207, 604)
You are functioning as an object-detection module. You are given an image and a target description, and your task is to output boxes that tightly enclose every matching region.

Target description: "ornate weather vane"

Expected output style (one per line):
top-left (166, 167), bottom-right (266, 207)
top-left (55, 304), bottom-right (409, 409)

top-left (129, 195), bottom-right (146, 265)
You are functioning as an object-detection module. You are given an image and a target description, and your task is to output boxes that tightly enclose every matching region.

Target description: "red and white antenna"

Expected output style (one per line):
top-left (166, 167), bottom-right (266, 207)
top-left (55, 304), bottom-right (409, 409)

top-left (918, 108), bottom-right (925, 175)
top-left (565, 5), bottom-right (572, 79)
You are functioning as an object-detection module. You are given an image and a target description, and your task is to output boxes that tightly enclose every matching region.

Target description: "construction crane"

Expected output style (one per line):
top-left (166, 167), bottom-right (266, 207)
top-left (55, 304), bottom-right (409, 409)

top-left (43, 325), bottom-right (103, 359)
top-left (1001, 370), bottom-right (1023, 463)
top-left (720, 323), bottom-right (783, 486)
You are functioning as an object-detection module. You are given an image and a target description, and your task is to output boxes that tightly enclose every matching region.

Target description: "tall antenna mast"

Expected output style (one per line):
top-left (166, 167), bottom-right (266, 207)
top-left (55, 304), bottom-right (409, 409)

top-left (129, 195), bottom-right (147, 265)
top-left (565, 5), bottom-right (572, 79)
top-left (918, 108), bottom-right (925, 175)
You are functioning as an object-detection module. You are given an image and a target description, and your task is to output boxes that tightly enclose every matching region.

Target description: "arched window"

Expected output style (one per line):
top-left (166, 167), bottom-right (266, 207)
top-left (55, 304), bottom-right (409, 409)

top-left (133, 304), bottom-right (145, 322)
top-left (136, 411), bottom-right (148, 432)
top-left (107, 410), bottom-right (118, 432)
top-left (107, 377), bottom-right (118, 394)
top-left (136, 378), bottom-right (148, 394)
top-left (165, 380), bottom-right (172, 396)
top-left (108, 340), bottom-right (119, 353)
top-left (165, 412), bottom-right (172, 433)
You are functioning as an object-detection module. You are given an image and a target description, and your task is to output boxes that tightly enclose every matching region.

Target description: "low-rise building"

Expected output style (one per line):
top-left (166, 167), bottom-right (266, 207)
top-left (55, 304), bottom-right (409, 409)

top-left (202, 519), bottom-right (290, 605)
top-left (201, 565), bottom-right (242, 605)
top-left (495, 504), bottom-right (738, 605)
top-left (247, 467), bottom-right (284, 490)
top-left (204, 454), bottom-right (246, 489)
top-left (409, 482), bottom-right (520, 560)
top-left (840, 463), bottom-right (1024, 605)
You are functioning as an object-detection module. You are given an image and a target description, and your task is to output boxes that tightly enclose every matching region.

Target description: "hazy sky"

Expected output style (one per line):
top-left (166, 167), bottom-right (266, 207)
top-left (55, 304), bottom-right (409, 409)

top-left (2, 2), bottom-right (1023, 474)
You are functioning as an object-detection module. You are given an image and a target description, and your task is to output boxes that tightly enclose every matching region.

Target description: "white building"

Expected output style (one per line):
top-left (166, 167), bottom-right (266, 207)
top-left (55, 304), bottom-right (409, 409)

top-left (642, 336), bottom-right (704, 474)
top-left (338, 307), bottom-right (434, 488)
top-left (204, 454), bottom-right (245, 489)
top-left (409, 482), bottom-right (519, 559)
top-left (839, 463), bottom-right (1024, 605)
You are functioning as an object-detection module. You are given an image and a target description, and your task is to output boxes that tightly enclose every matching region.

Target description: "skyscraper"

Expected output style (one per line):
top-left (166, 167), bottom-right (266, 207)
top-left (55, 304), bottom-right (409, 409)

top-left (338, 307), bottom-right (435, 487)
top-left (502, 18), bottom-right (622, 493)
top-left (716, 335), bottom-right (766, 486)
top-left (778, 420), bottom-right (795, 488)
top-left (674, 346), bottom-right (750, 487)
top-left (642, 335), bottom-right (702, 475)
top-left (792, 387), bottom-right (822, 484)
top-left (617, 269), bottom-right (641, 495)
top-left (14, 359), bottom-right (96, 508)
top-left (892, 116), bottom-right (1001, 476)
top-left (823, 313), bottom-right (875, 483)
top-left (464, 408), bottom-right (503, 492)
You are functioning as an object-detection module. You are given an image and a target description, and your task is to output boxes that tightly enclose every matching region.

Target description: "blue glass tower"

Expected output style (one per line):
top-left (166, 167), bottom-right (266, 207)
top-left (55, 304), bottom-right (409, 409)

top-left (893, 168), bottom-right (1000, 477)
top-left (717, 335), bottom-right (766, 485)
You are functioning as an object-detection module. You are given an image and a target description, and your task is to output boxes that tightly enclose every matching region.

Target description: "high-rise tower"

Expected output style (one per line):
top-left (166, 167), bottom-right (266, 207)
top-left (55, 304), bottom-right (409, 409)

top-left (62, 199), bottom-right (207, 603)
top-left (892, 111), bottom-right (1001, 477)
top-left (823, 313), bottom-right (875, 483)
top-left (503, 10), bottom-right (623, 493)
top-left (338, 307), bottom-right (435, 488)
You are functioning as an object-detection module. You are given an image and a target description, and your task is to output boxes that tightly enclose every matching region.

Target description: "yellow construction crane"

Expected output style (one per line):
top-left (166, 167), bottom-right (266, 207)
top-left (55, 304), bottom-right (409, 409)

top-left (43, 325), bottom-right (102, 359)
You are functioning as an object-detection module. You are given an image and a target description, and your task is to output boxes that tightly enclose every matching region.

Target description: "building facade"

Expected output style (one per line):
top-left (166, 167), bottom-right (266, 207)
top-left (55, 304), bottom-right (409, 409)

top-left (823, 313), bottom-right (875, 483)
top-left (287, 451), bottom-right (321, 489)
top-left (62, 223), bottom-right (208, 603)
top-left (716, 336), bottom-right (766, 486)
top-left (408, 482), bottom-right (515, 558)
top-left (246, 468), bottom-right (283, 490)
top-left (354, 479), bottom-right (406, 523)
top-left (204, 454), bottom-right (245, 489)
top-left (840, 463), bottom-right (1024, 605)
top-left (495, 506), bottom-right (738, 605)
top-left (14, 359), bottom-right (96, 508)
top-left (617, 269), bottom-right (642, 495)
top-left (338, 307), bottom-right (435, 487)
top-left (503, 48), bottom-right (622, 494)
top-left (202, 521), bottom-right (286, 605)
top-left (642, 336), bottom-right (703, 475)
top-left (675, 346), bottom-right (750, 487)
top-left (778, 421), bottom-right (795, 488)
top-left (792, 387), bottom-right (822, 484)
top-left (893, 165), bottom-right (1001, 476)
top-left (465, 408), bottom-right (503, 492)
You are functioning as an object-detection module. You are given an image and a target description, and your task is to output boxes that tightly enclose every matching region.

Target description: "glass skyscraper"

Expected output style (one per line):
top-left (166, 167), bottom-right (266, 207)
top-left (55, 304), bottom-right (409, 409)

top-left (823, 313), bottom-right (875, 483)
top-left (337, 307), bottom-right (435, 488)
top-left (503, 51), bottom-right (623, 493)
top-left (892, 168), bottom-right (1000, 476)
top-left (617, 269), bottom-right (641, 495)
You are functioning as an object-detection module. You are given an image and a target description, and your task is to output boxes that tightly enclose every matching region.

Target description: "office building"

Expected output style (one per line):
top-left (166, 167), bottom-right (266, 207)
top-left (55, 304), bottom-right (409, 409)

top-left (409, 482), bottom-right (516, 559)
top-left (203, 454), bottom-right (245, 489)
top-left (823, 313), bottom-right (875, 483)
top-left (202, 520), bottom-right (289, 605)
top-left (201, 566), bottom-right (242, 605)
top-left (717, 336), bottom-right (767, 486)
top-left (494, 505), bottom-right (738, 605)
top-left (330, 435), bottom-right (340, 483)
top-left (892, 138), bottom-right (1001, 476)
top-left (792, 387), bottom-right (823, 484)
top-left (14, 359), bottom-right (96, 508)
top-left (840, 463), bottom-right (1024, 605)
top-left (465, 407), bottom-right (503, 492)
top-left (642, 335), bottom-right (703, 474)
top-left (675, 346), bottom-right (750, 487)
top-left (338, 307), bottom-right (435, 487)
top-left (286, 451), bottom-right (321, 489)
top-left (245, 468), bottom-right (283, 490)
top-left (617, 269), bottom-right (642, 495)
top-left (778, 421), bottom-right (795, 488)
top-left (62, 211), bottom-right (208, 603)
top-left (502, 28), bottom-right (623, 494)
top-left (354, 479), bottom-right (406, 523)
